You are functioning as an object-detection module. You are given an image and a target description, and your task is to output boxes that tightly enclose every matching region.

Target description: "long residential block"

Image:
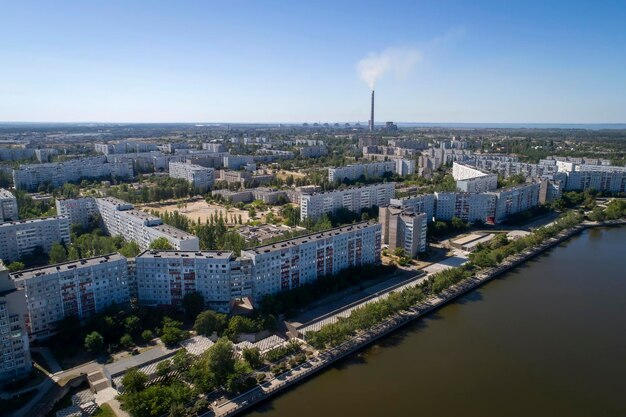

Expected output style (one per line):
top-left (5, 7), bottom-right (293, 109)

top-left (241, 221), bottom-right (382, 300)
top-left (488, 183), bottom-right (541, 223)
top-left (56, 197), bottom-right (199, 250)
top-left (329, 160), bottom-right (414, 182)
top-left (12, 156), bottom-right (133, 191)
top-left (0, 264), bottom-right (31, 382)
top-left (300, 183), bottom-right (395, 221)
top-left (11, 254), bottom-right (130, 339)
top-left (0, 216), bottom-right (71, 262)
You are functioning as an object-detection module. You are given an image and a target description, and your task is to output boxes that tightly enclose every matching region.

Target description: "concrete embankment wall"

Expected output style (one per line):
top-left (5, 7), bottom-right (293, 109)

top-left (215, 221), bottom-right (626, 417)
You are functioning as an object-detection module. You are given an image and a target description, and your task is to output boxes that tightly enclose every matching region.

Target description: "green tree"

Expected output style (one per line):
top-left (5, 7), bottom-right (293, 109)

top-left (157, 359), bottom-right (172, 378)
top-left (49, 242), bottom-right (68, 264)
top-left (125, 315), bottom-right (141, 336)
top-left (242, 347), bottom-right (263, 369)
top-left (149, 237), bottom-right (173, 250)
top-left (160, 317), bottom-right (188, 346)
top-left (120, 241), bottom-right (141, 257)
top-left (122, 367), bottom-right (148, 393)
top-left (84, 331), bottom-right (104, 353)
top-left (141, 329), bottom-right (154, 343)
top-left (6, 261), bottom-right (25, 272)
top-left (120, 334), bottom-right (134, 349)
top-left (206, 337), bottom-right (236, 387)
top-left (194, 310), bottom-right (228, 336)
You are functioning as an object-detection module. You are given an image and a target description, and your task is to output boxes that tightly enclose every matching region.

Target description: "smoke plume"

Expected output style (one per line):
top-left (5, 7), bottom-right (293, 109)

top-left (357, 46), bottom-right (422, 89)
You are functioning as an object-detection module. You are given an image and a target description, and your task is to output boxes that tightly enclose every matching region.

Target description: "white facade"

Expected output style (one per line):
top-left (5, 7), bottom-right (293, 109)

top-left (489, 183), bottom-right (541, 223)
top-left (300, 183), bottom-right (395, 221)
top-left (0, 188), bottom-right (19, 222)
top-left (300, 145), bottom-right (328, 158)
top-left (135, 250), bottom-right (252, 313)
top-left (169, 162), bottom-right (215, 192)
top-left (95, 197), bottom-right (200, 250)
top-left (453, 162), bottom-right (498, 193)
top-left (0, 216), bottom-right (71, 262)
top-left (56, 197), bottom-right (99, 226)
top-left (434, 192), bottom-right (497, 224)
top-left (329, 160), bottom-right (413, 182)
top-left (241, 221), bottom-right (382, 300)
top-left (379, 207), bottom-right (427, 258)
top-left (0, 264), bottom-right (31, 382)
top-left (389, 194), bottom-right (435, 222)
top-left (11, 254), bottom-right (130, 340)
top-left (12, 157), bottom-right (133, 191)
top-left (224, 155), bottom-right (254, 170)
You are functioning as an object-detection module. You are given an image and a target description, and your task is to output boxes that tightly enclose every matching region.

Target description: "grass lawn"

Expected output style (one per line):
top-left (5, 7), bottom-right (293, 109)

top-left (94, 403), bottom-right (117, 417)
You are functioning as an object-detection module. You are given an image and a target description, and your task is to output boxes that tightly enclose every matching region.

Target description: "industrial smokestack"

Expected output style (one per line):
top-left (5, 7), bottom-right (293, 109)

top-left (369, 90), bottom-right (375, 132)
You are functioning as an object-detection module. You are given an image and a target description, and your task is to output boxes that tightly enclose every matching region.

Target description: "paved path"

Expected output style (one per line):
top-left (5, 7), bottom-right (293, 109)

top-left (31, 347), bottom-right (62, 374)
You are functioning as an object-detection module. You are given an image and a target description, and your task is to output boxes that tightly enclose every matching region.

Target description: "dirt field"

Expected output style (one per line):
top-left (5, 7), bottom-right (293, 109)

top-left (275, 169), bottom-right (307, 180)
top-left (142, 199), bottom-right (281, 225)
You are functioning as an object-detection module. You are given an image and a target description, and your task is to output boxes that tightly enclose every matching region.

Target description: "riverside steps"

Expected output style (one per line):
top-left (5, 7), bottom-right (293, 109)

top-left (206, 219), bottom-right (626, 417)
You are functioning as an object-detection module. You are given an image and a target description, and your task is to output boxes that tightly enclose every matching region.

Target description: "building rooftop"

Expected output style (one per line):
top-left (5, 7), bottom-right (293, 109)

top-left (10, 253), bottom-right (126, 281)
top-left (152, 224), bottom-right (198, 240)
top-left (304, 182), bottom-right (395, 197)
top-left (0, 215), bottom-right (68, 228)
top-left (0, 188), bottom-right (14, 198)
top-left (244, 221), bottom-right (379, 255)
top-left (104, 345), bottom-right (178, 378)
top-left (137, 250), bottom-right (234, 260)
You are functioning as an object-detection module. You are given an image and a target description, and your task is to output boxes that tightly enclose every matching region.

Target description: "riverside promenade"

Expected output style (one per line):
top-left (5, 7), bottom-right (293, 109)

top-left (207, 220), bottom-right (626, 417)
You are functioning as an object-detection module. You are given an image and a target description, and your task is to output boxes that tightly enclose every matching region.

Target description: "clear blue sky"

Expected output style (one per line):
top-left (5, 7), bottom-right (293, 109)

top-left (1, 0), bottom-right (625, 123)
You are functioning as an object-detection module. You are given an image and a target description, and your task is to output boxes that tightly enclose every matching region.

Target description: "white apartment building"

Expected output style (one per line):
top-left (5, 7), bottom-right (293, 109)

top-left (329, 160), bottom-right (414, 183)
top-left (12, 157), bottom-right (133, 191)
top-left (11, 254), bottom-right (130, 340)
top-left (224, 155), bottom-right (254, 170)
top-left (0, 264), bottom-right (31, 382)
top-left (56, 197), bottom-right (99, 226)
top-left (241, 221), bottom-right (382, 300)
top-left (0, 188), bottom-right (19, 222)
top-left (0, 216), bottom-right (71, 262)
top-left (169, 162), bottom-right (215, 192)
top-left (389, 194), bottom-right (436, 222)
top-left (565, 170), bottom-right (626, 193)
top-left (135, 250), bottom-right (252, 313)
top-left (379, 207), bottom-right (427, 258)
top-left (488, 183), bottom-right (541, 223)
top-left (434, 192), bottom-right (497, 224)
top-left (452, 162), bottom-right (498, 193)
top-left (95, 197), bottom-right (200, 250)
top-left (300, 145), bottom-right (328, 158)
top-left (300, 182), bottom-right (395, 221)
top-left (202, 142), bottom-right (227, 153)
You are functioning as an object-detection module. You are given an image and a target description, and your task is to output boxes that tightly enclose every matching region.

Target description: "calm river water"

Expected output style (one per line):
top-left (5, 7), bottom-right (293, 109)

top-left (244, 227), bottom-right (626, 417)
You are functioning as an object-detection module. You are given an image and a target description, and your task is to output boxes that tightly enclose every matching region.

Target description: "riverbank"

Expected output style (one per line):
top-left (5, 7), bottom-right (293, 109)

top-left (210, 219), bottom-right (626, 417)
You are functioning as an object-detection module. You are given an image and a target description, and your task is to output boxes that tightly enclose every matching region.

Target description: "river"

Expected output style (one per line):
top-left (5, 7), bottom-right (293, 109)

top-left (244, 226), bottom-right (626, 417)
